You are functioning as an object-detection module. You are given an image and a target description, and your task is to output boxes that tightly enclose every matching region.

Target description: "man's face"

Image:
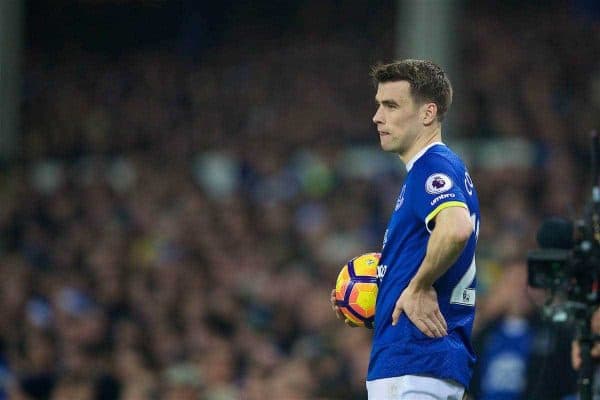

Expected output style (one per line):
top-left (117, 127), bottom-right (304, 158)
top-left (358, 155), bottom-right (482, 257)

top-left (373, 81), bottom-right (423, 155)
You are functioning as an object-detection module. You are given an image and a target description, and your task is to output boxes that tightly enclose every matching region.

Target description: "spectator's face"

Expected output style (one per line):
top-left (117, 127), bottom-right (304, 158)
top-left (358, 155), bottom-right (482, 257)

top-left (373, 81), bottom-right (423, 156)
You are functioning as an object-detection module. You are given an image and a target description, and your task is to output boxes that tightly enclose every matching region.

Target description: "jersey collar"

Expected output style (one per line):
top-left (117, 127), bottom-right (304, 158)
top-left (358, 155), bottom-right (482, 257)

top-left (405, 142), bottom-right (445, 172)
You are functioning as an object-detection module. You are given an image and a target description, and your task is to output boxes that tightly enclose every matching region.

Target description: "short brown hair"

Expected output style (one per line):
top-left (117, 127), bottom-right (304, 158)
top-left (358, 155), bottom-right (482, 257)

top-left (371, 59), bottom-right (453, 122)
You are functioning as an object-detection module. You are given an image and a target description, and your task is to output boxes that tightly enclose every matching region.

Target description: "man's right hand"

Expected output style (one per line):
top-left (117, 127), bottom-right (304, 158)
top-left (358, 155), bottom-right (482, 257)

top-left (572, 307), bottom-right (600, 370)
top-left (330, 289), bottom-right (359, 327)
top-left (571, 339), bottom-right (600, 370)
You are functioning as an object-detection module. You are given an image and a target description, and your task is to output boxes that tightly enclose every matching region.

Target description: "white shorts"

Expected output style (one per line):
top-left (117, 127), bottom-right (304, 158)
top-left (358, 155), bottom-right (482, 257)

top-left (366, 375), bottom-right (465, 400)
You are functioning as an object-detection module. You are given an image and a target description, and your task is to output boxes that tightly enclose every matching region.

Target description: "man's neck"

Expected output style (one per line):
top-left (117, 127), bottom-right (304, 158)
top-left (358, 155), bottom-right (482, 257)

top-left (399, 126), bottom-right (442, 165)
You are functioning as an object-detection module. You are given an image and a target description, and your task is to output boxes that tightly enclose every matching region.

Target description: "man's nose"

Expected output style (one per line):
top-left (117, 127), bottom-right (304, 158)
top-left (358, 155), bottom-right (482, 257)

top-left (373, 106), bottom-right (383, 125)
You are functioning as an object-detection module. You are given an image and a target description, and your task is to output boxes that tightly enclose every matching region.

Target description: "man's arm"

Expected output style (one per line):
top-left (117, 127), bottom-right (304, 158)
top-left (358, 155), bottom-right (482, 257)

top-left (391, 205), bottom-right (473, 337)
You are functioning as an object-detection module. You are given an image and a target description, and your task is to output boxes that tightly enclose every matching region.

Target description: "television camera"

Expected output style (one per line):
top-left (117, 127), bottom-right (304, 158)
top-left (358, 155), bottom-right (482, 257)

top-left (527, 131), bottom-right (600, 400)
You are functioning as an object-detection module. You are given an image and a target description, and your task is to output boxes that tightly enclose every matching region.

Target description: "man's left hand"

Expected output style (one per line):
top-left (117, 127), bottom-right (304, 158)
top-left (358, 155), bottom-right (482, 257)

top-left (391, 284), bottom-right (448, 338)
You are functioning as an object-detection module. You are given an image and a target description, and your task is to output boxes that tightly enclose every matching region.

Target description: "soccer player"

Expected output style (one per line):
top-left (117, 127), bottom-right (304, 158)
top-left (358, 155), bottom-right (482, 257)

top-left (332, 60), bottom-right (480, 399)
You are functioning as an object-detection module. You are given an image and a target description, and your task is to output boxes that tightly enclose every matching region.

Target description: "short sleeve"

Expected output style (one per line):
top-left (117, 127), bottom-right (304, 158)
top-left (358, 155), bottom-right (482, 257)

top-left (409, 155), bottom-right (469, 232)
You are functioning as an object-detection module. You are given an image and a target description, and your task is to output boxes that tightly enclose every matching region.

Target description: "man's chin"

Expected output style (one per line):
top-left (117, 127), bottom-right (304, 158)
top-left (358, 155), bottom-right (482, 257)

top-left (379, 142), bottom-right (398, 153)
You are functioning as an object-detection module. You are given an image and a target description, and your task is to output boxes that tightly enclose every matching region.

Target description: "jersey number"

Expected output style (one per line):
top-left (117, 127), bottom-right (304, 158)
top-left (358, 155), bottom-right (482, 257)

top-left (450, 213), bottom-right (479, 306)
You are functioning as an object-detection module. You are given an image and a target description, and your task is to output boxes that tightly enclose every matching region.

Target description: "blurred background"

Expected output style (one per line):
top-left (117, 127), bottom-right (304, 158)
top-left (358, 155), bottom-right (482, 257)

top-left (1, 0), bottom-right (600, 399)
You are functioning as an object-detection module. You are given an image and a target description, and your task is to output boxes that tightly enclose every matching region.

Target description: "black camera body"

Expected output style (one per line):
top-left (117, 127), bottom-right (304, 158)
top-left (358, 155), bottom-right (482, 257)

top-left (527, 216), bottom-right (600, 306)
top-left (527, 248), bottom-right (572, 290)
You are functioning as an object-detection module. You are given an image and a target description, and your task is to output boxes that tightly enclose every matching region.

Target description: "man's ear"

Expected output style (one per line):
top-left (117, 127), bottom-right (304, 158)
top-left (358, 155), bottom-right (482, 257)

top-left (422, 102), bottom-right (438, 125)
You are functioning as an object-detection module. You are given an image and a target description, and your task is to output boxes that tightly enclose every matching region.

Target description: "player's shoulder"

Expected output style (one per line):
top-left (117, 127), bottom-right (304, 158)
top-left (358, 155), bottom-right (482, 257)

top-left (416, 144), bottom-right (465, 172)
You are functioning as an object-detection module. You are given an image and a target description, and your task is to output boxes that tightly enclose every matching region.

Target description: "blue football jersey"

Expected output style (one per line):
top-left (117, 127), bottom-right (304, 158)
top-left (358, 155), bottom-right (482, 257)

top-left (368, 143), bottom-right (480, 388)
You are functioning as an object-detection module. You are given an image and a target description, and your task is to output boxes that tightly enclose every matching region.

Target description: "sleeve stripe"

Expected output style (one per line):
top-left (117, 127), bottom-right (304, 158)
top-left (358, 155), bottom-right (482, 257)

top-left (424, 201), bottom-right (469, 228)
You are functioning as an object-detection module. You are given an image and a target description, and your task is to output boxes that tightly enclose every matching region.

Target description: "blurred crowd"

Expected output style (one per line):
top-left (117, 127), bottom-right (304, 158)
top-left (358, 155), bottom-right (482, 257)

top-left (1, 2), bottom-right (600, 399)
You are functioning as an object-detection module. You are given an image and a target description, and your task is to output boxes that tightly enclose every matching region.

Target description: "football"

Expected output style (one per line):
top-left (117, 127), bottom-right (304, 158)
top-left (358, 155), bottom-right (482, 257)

top-left (335, 252), bottom-right (380, 328)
